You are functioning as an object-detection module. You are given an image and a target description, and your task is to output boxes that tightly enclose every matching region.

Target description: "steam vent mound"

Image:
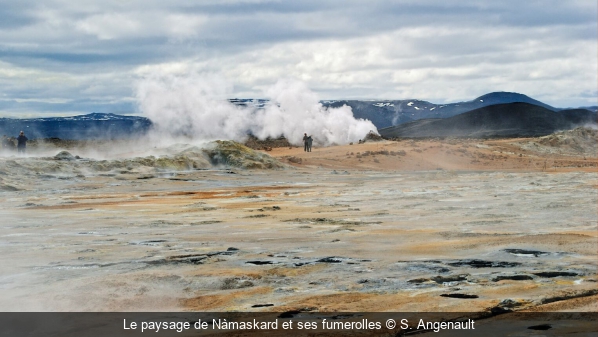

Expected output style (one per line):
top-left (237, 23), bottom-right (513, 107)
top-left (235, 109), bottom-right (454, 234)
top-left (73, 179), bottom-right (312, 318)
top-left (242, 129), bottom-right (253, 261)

top-left (0, 140), bottom-right (286, 189)
top-left (537, 127), bottom-right (597, 153)
top-left (203, 140), bottom-right (286, 169)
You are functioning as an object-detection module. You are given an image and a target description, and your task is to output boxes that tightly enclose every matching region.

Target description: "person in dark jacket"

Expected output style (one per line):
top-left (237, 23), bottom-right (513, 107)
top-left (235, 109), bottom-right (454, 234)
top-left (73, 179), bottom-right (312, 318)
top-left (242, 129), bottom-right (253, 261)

top-left (17, 131), bottom-right (28, 154)
top-left (307, 135), bottom-right (313, 152)
top-left (303, 133), bottom-right (309, 152)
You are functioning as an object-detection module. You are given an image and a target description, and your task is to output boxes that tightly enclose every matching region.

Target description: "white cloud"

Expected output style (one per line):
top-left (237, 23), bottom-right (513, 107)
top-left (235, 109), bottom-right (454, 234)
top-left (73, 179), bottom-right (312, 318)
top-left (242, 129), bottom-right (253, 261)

top-left (76, 13), bottom-right (144, 40)
top-left (74, 12), bottom-right (206, 41)
top-left (0, 1), bottom-right (595, 115)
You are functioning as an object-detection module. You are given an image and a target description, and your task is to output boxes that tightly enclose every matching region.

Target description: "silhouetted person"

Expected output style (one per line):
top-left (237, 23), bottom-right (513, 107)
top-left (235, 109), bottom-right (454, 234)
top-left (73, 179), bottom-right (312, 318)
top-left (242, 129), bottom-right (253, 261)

top-left (307, 135), bottom-right (313, 152)
top-left (17, 131), bottom-right (28, 155)
top-left (303, 133), bottom-right (309, 152)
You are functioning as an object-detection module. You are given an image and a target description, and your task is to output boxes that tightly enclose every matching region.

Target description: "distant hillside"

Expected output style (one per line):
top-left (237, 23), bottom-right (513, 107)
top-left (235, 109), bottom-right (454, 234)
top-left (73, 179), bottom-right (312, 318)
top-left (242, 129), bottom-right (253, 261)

top-left (574, 106), bottom-right (598, 113)
top-left (0, 113), bottom-right (152, 140)
top-left (378, 102), bottom-right (597, 138)
top-left (1, 93), bottom-right (593, 140)
top-left (320, 92), bottom-right (558, 129)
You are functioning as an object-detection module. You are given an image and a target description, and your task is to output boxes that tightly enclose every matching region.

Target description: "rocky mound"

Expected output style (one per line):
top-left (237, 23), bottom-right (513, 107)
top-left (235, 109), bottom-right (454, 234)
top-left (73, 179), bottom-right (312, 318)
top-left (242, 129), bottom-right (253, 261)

top-left (536, 127), bottom-right (597, 155)
top-left (244, 135), bottom-right (293, 150)
top-left (203, 140), bottom-right (287, 169)
top-left (54, 151), bottom-right (78, 161)
top-left (0, 141), bottom-right (287, 191)
top-left (510, 127), bottom-right (597, 157)
top-left (363, 130), bottom-right (384, 142)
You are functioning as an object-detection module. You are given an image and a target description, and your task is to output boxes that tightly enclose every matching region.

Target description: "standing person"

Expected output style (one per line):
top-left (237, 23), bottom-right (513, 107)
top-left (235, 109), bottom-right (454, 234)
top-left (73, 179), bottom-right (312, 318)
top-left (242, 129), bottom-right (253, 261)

top-left (303, 133), bottom-right (309, 152)
top-left (17, 131), bottom-right (28, 155)
top-left (307, 135), bottom-right (313, 152)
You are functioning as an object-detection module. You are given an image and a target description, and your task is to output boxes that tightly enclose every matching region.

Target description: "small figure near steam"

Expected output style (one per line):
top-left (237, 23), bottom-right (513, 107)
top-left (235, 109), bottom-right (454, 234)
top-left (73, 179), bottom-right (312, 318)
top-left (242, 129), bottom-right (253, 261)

top-left (303, 133), bottom-right (313, 152)
top-left (303, 133), bottom-right (309, 152)
top-left (17, 131), bottom-right (28, 155)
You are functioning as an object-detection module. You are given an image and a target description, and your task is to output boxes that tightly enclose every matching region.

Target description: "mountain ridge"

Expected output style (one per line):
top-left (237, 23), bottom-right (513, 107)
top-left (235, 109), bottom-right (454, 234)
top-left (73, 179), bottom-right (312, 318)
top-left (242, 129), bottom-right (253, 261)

top-left (0, 112), bottom-right (152, 140)
top-left (378, 102), bottom-right (597, 138)
top-left (1, 92), bottom-right (595, 139)
top-left (320, 91), bottom-right (564, 129)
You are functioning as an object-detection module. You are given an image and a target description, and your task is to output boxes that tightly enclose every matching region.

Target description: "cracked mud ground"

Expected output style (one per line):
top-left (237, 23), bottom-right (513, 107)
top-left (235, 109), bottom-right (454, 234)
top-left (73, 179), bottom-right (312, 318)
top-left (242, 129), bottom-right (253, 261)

top-left (0, 137), bottom-right (596, 314)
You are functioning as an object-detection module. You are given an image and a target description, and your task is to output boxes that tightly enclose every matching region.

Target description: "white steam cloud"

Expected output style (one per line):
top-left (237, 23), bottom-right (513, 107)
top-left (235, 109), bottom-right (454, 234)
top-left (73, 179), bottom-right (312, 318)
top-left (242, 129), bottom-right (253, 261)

top-left (135, 74), bottom-right (377, 145)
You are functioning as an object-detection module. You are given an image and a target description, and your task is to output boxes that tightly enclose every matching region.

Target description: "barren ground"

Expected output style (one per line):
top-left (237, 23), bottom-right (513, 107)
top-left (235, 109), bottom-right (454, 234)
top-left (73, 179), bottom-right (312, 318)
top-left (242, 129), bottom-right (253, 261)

top-left (0, 136), bottom-right (596, 314)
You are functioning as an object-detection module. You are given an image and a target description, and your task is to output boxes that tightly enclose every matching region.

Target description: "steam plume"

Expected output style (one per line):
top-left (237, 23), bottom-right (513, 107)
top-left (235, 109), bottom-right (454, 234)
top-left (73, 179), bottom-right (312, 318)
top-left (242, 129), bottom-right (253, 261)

top-left (135, 74), bottom-right (377, 145)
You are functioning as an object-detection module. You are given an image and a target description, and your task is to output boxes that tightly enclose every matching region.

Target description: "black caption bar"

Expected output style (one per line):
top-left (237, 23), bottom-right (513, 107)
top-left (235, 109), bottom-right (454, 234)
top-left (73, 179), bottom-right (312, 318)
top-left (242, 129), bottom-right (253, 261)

top-left (0, 312), bottom-right (596, 337)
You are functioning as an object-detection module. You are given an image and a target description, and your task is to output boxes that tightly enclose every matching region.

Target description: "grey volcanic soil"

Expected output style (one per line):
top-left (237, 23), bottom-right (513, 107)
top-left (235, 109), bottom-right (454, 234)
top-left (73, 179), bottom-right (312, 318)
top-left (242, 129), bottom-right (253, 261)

top-left (0, 156), bottom-right (596, 312)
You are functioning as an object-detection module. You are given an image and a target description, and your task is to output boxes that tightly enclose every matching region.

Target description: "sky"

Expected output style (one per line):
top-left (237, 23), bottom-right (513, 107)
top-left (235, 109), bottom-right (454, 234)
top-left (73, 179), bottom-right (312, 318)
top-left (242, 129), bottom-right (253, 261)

top-left (0, 0), bottom-right (596, 117)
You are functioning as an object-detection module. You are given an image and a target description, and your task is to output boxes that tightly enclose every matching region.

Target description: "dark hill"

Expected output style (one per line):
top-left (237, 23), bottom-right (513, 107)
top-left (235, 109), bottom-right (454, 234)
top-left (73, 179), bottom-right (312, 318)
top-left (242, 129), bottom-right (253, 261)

top-left (378, 103), bottom-right (597, 138)
top-left (473, 92), bottom-right (554, 111)
top-left (321, 92), bottom-right (557, 129)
